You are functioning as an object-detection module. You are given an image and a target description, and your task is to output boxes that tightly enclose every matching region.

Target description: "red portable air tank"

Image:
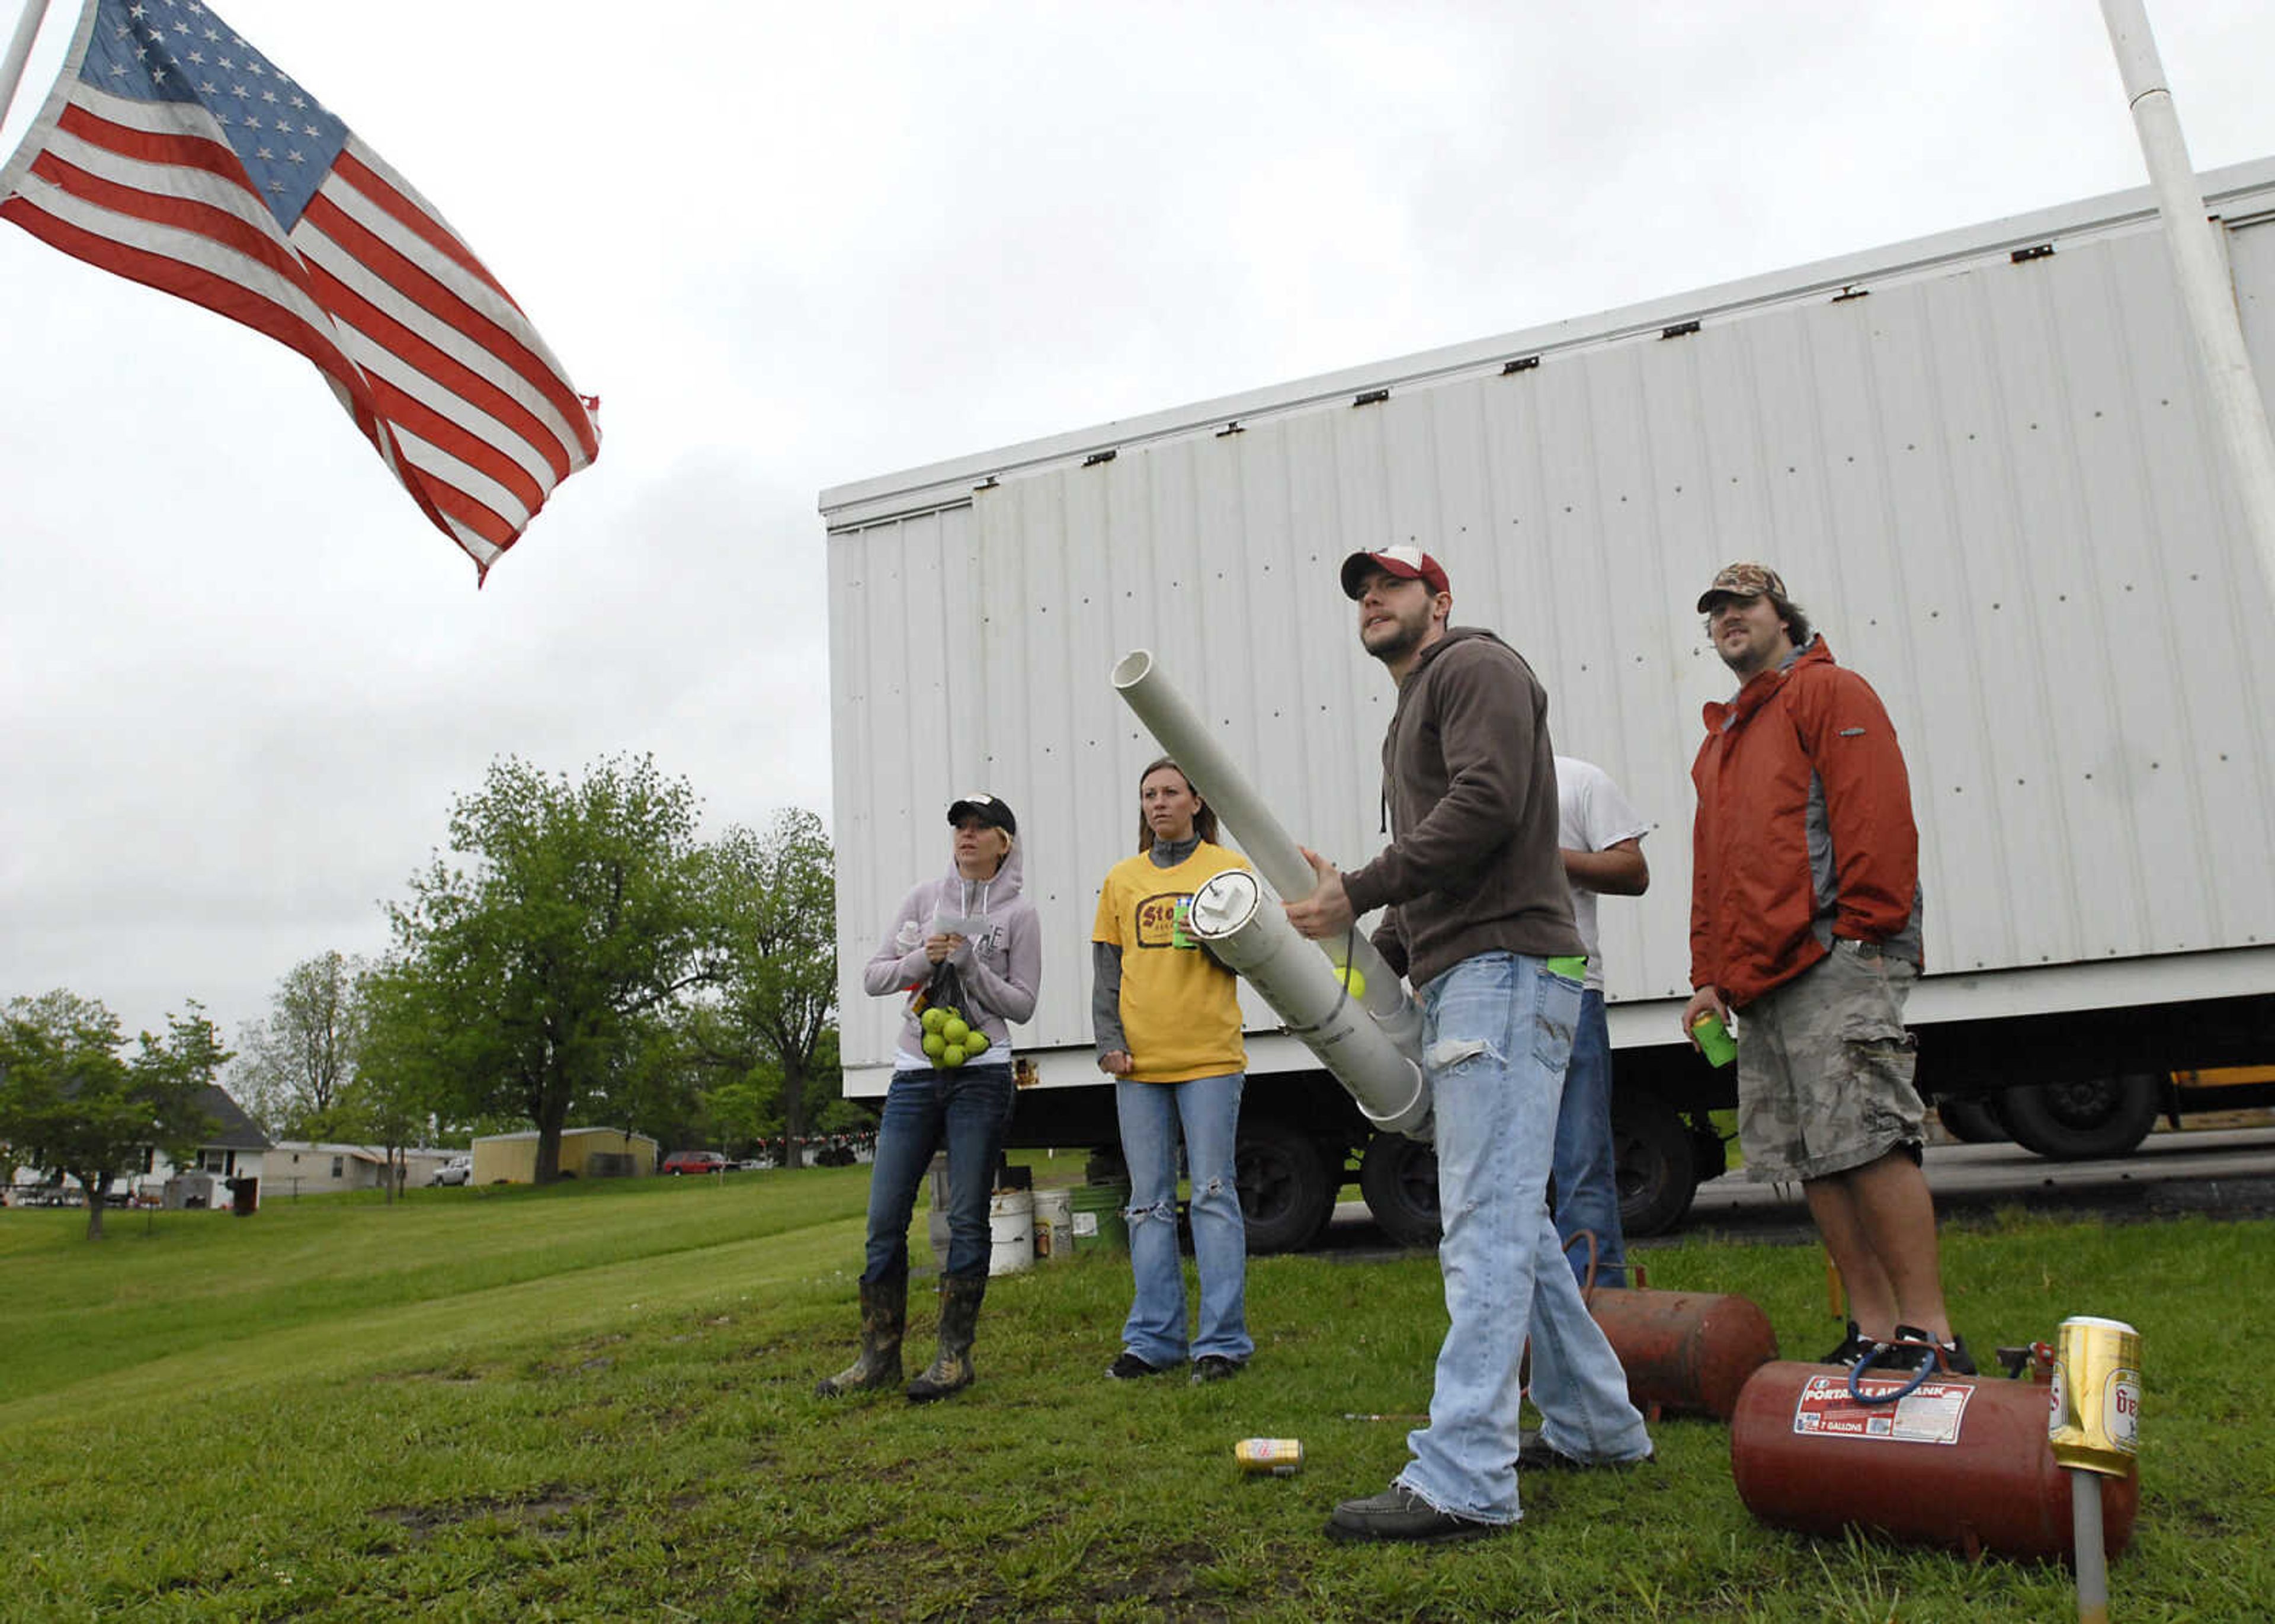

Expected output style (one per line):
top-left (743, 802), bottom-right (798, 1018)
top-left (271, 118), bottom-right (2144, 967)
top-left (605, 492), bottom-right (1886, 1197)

top-left (1729, 1362), bottom-right (2140, 1562)
top-left (1586, 1287), bottom-right (1779, 1421)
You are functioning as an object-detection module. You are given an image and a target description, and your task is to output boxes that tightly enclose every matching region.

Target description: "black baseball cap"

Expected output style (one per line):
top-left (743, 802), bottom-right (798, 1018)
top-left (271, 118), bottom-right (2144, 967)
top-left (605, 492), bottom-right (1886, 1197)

top-left (946, 793), bottom-right (1017, 836)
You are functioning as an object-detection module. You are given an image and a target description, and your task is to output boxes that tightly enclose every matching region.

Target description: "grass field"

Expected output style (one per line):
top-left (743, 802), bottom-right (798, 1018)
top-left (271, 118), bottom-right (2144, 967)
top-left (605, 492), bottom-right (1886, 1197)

top-left (2, 1169), bottom-right (2266, 1622)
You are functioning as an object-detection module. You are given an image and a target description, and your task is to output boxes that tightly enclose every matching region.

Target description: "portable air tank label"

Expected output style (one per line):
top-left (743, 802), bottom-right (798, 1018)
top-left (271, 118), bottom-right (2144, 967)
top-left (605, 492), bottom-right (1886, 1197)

top-left (1789, 1374), bottom-right (1976, 1444)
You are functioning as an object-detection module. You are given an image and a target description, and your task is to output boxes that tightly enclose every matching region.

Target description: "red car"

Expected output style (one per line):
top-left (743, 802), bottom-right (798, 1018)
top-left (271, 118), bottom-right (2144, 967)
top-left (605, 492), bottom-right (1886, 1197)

top-left (661, 1150), bottom-right (729, 1175)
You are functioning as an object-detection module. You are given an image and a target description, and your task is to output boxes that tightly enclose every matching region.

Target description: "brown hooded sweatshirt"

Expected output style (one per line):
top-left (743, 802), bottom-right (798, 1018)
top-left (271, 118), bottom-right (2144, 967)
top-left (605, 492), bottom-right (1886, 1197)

top-left (1341, 626), bottom-right (1584, 989)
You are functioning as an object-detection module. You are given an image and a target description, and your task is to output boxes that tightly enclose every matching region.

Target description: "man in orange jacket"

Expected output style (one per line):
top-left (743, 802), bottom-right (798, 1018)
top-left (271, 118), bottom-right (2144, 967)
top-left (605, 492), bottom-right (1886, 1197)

top-left (1683, 563), bottom-right (1972, 1375)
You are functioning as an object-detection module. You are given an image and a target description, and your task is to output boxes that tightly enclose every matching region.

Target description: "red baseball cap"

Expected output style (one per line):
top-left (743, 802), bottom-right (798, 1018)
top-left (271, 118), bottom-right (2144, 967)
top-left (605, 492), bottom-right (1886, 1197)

top-left (1340, 545), bottom-right (1450, 600)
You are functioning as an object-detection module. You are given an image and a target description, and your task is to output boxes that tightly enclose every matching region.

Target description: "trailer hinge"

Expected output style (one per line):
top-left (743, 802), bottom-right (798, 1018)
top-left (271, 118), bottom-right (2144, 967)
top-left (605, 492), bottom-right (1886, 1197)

top-left (1353, 388), bottom-right (1390, 406)
top-left (2011, 242), bottom-right (2055, 264)
top-left (973, 476), bottom-right (999, 492)
top-left (1216, 420), bottom-right (1245, 437)
top-left (1502, 355), bottom-right (1541, 374)
top-left (1661, 320), bottom-right (1701, 339)
top-left (1832, 284), bottom-right (1870, 303)
top-left (1082, 449), bottom-right (1117, 467)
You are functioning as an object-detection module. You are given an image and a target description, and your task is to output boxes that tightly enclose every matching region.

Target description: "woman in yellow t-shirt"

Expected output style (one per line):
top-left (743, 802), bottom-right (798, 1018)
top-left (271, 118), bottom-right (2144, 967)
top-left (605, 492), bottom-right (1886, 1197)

top-left (1092, 757), bottom-right (1252, 1383)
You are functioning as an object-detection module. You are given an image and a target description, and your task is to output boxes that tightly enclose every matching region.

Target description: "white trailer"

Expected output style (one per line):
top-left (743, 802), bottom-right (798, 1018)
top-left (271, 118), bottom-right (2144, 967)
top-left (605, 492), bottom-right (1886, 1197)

top-left (823, 157), bottom-right (2275, 1249)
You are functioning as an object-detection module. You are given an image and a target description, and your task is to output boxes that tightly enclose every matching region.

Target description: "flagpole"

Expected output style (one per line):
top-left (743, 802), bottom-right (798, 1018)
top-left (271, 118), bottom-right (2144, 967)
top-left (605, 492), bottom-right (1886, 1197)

top-left (2099, 0), bottom-right (2275, 611)
top-left (1, 0), bottom-right (53, 139)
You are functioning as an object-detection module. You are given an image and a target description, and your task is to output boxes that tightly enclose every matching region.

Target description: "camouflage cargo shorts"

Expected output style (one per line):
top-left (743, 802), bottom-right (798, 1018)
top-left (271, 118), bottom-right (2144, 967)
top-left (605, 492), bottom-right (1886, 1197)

top-left (1734, 939), bottom-right (1925, 1183)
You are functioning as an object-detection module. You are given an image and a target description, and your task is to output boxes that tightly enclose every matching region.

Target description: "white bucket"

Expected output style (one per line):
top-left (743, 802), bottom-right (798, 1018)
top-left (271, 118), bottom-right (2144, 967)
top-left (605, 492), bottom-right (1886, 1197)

top-left (988, 1189), bottom-right (1035, 1276)
top-left (1031, 1188), bottom-right (1074, 1262)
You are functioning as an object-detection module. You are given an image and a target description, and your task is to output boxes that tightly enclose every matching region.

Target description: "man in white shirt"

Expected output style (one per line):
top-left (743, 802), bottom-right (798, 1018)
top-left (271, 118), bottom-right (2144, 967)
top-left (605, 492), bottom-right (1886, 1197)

top-left (1552, 757), bottom-right (1651, 1289)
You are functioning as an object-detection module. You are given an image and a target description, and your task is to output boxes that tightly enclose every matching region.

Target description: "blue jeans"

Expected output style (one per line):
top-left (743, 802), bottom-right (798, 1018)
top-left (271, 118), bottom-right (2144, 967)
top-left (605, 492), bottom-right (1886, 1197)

top-left (1552, 990), bottom-right (1628, 1289)
top-left (862, 1064), bottom-right (1015, 1283)
top-left (1115, 1073), bottom-right (1252, 1366)
top-left (1397, 953), bottom-right (1651, 1524)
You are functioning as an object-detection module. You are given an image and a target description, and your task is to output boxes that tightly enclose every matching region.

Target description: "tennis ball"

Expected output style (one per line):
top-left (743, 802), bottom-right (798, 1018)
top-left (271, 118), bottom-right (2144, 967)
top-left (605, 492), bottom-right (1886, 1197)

top-left (1336, 965), bottom-right (1367, 1001)
top-left (921, 1007), bottom-right (948, 1034)
top-left (944, 1018), bottom-right (970, 1046)
top-left (922, 1032), bottom-right (946, 1059)
top-left (941, 1045), bottom-right (967, 1068)
top-left (965, 1030), bottom-right (990, 1056)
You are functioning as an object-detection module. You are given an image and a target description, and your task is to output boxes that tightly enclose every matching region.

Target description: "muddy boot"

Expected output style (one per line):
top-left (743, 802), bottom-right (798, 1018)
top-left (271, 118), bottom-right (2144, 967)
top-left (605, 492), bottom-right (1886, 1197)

top-left (906, 1274), bottom-right (986, 1402)
top-left (815, 1274), bottom-right (906, 1398)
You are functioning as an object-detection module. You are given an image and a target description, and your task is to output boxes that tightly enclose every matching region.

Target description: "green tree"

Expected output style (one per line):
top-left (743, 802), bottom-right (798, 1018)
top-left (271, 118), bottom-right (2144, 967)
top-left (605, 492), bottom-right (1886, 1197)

top-left (0, 992), bottom-right (229, 1239)
top-left (688, 810), bottom-right (840, 1168)
top-left (230, 950), bottom-right (366, 1139)
top-left (384, 755), bottom-right (713, 1184)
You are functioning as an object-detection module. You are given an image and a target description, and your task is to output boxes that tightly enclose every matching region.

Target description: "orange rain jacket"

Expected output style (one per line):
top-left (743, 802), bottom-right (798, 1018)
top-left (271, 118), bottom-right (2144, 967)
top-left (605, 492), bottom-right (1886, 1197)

top-left (1688, 638), bottom-right (1924, 1007)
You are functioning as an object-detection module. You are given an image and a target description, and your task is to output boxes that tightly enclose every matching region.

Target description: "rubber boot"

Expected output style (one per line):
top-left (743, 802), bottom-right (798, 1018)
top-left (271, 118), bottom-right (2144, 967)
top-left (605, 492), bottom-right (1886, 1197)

top-left (815, 1274), bottom-right (906, 1398)
top-left (906, 1274), bottom-right (986, 1402)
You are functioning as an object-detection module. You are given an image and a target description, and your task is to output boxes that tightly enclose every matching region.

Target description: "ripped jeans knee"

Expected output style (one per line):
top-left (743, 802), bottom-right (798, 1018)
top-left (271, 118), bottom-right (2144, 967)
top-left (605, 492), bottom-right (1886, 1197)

top-left (1126, 1195), bottom-right (1179, 1229)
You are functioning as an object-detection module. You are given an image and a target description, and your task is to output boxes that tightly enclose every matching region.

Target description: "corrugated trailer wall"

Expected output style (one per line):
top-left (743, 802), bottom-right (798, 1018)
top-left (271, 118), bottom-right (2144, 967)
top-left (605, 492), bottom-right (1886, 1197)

top-left (830, 177), bottom-right (2275, 1087)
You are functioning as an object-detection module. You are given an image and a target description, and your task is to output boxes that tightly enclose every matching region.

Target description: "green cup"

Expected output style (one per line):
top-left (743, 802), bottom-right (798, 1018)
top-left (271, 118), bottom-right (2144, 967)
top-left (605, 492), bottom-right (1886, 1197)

top-left (1692, 1011), bottom-right (1738, 1068)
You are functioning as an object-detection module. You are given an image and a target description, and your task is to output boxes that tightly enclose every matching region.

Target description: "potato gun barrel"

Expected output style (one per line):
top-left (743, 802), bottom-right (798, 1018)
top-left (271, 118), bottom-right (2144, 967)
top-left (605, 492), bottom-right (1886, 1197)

top-left (1111, 649), bottom-right (1430, 1138)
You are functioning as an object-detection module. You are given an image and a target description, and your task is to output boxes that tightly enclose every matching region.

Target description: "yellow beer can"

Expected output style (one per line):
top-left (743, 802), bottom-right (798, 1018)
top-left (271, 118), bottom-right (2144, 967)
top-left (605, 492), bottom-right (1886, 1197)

top-left (1234, 1437), bottom-right (1304, 1476)
top-left (2047, 1315), bottom-right (2141, 1476)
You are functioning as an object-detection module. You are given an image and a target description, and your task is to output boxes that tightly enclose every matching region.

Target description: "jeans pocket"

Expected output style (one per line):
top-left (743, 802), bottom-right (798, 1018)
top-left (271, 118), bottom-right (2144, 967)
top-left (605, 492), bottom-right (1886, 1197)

top-left (1424, 1036), bottom-right (1496, 1075)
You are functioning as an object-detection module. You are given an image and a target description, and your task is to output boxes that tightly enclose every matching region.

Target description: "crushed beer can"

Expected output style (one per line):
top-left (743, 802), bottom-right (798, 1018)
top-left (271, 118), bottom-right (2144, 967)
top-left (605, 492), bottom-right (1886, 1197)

top-left (2048, 1315), bottom-right (2141, 1476)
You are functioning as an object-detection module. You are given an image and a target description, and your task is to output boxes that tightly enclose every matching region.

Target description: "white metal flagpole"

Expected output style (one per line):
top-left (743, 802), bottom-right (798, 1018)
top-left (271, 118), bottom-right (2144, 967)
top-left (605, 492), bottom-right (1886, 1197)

top-left (1, 0), bottom-right (55, 140)
top-left (2099, 0), bottom-right (2275, 610)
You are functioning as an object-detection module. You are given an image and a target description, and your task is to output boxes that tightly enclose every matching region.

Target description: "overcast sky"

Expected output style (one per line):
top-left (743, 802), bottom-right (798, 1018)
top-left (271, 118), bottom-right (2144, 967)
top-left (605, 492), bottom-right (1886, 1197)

top-left (4, 0), bottom-right (2273, 1049)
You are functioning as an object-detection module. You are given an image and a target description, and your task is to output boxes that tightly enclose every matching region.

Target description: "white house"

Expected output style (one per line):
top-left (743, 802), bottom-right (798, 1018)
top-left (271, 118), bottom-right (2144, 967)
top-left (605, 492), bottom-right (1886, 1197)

top-left (255, 1142), bottom-right (466, 1196)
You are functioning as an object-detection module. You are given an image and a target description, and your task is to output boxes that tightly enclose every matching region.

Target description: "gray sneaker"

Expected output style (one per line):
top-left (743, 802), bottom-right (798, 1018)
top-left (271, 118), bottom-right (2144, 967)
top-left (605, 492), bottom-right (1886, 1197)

top-left (1324, 1483), bottom-right (1504, 1544)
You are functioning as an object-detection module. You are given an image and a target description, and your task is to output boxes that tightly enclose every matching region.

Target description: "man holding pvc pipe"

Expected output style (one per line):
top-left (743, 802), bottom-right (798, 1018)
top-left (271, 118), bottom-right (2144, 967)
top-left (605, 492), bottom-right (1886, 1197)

top-left (1288, 545), bottom-right (1653, 1544)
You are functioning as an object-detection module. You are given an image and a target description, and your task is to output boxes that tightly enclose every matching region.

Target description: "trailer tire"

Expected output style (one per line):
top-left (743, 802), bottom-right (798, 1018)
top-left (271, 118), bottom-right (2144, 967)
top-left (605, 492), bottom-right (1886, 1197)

top-left (1614, 1090), bottom-right (1698, 1238)
top-left (1358, 1133), bottom-right (1441, 1248)
top-left (1998, 1072), bottom-right (2161, 1161)
top-left (1934, 1096), bottom-right (2010, 1144)
top-left (1235, 1120), bottom-right (1335, 1254)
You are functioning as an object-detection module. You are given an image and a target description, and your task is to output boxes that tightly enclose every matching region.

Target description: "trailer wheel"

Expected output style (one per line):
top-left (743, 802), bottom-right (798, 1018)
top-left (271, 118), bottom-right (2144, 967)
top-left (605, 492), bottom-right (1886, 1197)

top-left (1614, 1090), bottom-right (1698, 1238)
top-left (1998, 1072), bottom-right (2161, 1161)
top-left (1934, 1096), bottom-right (2010, 1144)
top-left (1235, 1119), bottom-right (1336, 1254)
top-left (1358, 1133), bottom-right (1441, 1248)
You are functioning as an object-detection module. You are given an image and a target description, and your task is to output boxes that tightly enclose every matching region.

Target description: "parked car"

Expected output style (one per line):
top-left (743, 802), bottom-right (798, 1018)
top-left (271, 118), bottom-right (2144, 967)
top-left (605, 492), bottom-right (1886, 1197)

top-left (661, 1150), bottom-right (729, 1175)
top-left (429, 1156), bottom-right (473, 1187)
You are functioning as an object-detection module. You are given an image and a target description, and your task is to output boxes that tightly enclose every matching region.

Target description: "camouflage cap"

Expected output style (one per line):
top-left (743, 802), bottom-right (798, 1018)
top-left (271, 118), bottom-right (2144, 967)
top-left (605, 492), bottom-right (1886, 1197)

top-left (1696, 562), bottom-right (1789, 613)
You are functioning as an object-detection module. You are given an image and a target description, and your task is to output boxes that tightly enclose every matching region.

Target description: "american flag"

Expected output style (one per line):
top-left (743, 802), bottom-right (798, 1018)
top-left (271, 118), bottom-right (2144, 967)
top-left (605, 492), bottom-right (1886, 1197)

top-left (0, 0), bottom-right (599, 579)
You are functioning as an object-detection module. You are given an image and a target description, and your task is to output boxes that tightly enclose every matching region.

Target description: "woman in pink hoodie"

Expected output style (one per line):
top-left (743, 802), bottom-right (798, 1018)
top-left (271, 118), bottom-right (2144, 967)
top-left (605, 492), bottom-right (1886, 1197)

top-left (819, 793), bottom-right (1040, 1404)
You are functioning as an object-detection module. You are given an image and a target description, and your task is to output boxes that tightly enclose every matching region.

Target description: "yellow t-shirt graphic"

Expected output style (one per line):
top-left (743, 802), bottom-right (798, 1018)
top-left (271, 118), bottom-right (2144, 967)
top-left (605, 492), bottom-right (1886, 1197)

top-left (1093, 843), bottom-right (1250, 1084)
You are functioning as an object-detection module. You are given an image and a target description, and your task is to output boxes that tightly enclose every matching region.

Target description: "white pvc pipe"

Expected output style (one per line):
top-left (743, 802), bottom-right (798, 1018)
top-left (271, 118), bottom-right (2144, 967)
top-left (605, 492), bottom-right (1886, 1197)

top-left (2100, 0), bottom-right (2275, 611)
top-left (1111, 648), bottom-right (1423, 1062)
top-left (2069, 1469), bottom-right (2110, 1624)
top-left (1187, 869), bottom-right (1431, 1136)
top-left (1, 0), bottom-right (53, 136)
